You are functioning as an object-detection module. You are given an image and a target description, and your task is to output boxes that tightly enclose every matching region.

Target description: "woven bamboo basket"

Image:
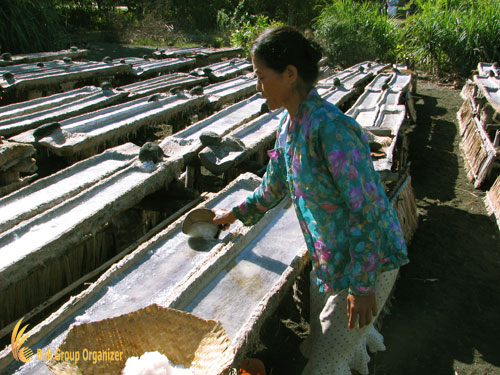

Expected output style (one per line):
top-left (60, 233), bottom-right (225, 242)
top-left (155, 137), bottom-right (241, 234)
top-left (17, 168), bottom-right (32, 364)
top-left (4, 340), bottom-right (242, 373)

top-left (46, 304), bottom-right (234, 375)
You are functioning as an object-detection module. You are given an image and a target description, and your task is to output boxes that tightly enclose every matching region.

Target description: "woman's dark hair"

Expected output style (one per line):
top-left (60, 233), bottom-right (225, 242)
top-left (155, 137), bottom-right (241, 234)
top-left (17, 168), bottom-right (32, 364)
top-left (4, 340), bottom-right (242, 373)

top-left (251, 26), bottom-right (323, 92)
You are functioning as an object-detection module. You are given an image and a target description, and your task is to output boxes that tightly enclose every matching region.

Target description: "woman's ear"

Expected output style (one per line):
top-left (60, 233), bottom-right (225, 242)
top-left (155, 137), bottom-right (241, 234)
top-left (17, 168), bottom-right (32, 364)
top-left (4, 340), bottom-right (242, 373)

top-left (284, 65), bottom-right (299, 85)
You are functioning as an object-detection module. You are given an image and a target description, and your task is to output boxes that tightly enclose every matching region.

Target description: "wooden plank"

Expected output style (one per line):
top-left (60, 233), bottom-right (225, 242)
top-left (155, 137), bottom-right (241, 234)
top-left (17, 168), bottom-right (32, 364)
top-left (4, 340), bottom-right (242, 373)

top-left (485, 174), bottom-right (500, 230)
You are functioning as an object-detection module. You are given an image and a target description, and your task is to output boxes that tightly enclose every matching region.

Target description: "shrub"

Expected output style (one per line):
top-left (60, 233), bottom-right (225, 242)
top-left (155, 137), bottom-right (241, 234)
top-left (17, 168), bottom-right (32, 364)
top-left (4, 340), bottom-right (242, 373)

top-left (218, 1), bottom-right (285, 56)
top-left (400, 0), bottom-right (500, 77)
top-left (230, 15), bottom-right (285, 55)
top-left (314, 0), bottom-right (399, 67)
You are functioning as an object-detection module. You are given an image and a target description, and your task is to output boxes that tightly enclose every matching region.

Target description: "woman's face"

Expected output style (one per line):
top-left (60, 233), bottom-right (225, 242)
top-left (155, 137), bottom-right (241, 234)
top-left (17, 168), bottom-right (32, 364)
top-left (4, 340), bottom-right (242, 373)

top-left (252, 55), bottom-right (291, 111)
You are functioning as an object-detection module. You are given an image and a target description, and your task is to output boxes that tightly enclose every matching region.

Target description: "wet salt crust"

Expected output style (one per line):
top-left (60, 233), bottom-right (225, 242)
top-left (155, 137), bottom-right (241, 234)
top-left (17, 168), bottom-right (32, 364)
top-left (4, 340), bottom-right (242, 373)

top-left (122, 351), bottom-right (193, 375)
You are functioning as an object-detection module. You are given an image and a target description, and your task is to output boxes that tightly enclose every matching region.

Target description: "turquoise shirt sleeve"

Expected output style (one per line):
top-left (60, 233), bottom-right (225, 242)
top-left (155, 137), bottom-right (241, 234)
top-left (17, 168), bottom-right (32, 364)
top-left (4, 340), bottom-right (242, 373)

top-left (233, 146), bottom-right (289, 226)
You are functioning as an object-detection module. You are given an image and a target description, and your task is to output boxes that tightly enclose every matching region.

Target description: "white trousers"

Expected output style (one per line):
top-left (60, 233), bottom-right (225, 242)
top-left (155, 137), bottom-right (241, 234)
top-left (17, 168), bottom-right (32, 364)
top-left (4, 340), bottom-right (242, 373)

top-left (300, 269), bottom-right (399, 375)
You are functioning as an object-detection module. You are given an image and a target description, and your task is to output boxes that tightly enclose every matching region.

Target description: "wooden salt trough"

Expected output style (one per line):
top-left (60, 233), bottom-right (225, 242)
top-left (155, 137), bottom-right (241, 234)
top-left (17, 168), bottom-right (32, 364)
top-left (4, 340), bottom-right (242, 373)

top-left (118, 73), bottom-right (208, 100)
top-left (317, 61), bottom-right (390, 96)
top-left (347, 69), bottom-right (412, 111)
top-left (114, 57), bottom-right (196, 78)
top-left (0, 173), bottom-right (296, 374)
top-left (458, 67), bottom-right (500, 188)
top-left (316, 62), bottom-right (392, 110)
top-left (198, 63), bottom-right (413, 182)
top-left (0, 142), bottom-right (185, 330)
top-left (192, 47), bottom-right (244, 66)
top-left (161, 94), bottom-right (266, 188)
top-left (478, 62), bottom-right (499, 77)
top-left (0, 86), bottom-right (128, 137)
top-left (344, 69), bottom-right (415, 177)
top-left (153, 47), bottom-right (243, 66)
top-left (190, 58), bottom-right (253, 83)
top-left (161, 94), bottom-right (266, 163)
top-left (0, 47), bottom-right (88, 67)
top-left (0, 143), bottom-right (137, 234)
top-left (198, 109), bottom-right (284, 176)
top-left (153, 46), bottom-right (205, 59)
top-left (0, 165), bottom-right (418, 374)
top-left (0, 139), bottom-right (37, 197)
top-left (0, 60), bottom-right (131, 104)
top-left (11, 91), bottom-right (207, 161)
top-left (202, 76), bottom-right (257, 110)
top-left (485, 175), bottom-right (500, 230)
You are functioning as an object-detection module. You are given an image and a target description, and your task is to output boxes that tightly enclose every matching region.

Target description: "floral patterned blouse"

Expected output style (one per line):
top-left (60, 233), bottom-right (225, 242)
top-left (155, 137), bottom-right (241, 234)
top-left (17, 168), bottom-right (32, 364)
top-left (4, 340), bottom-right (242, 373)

top-left (232, 89), bottom-right (409, 295)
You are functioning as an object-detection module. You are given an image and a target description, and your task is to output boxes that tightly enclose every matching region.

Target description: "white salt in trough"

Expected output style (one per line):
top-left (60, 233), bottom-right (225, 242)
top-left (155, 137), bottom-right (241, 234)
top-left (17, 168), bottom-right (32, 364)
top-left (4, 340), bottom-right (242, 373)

top-left (202, 76), bottom-right (257, 110)
top-left (478, 62), bottom-right (499, 77)
top-left (198, 108), bottom-right (284, 176)
top-left (153, 47), bottom-right (243, 66)
top-left (153, 46), bottom-right (205, 59)
top-left (190, 58), bottom-right (253, 83)
top-left (192, 47), bottom-right (244, 66)
top-left (318, 61), bottom-right (390, 108)
top-left (0, 85), bottom-right (128, 137)
top-left (0, 143), bottom-right (137, 234)
top-left (118, 73), bottom-right (208, 100)
top-left (114, 57), bottom-right (197, 78)
top-left (0, 142), bottom-right (185, 329)
top-left (11, 91), bottom-right (207, 161)
top-left (316, 61), bottom-right (390, 96)
top-left (161, 94), bottom-right (266, 187)
top-left (0, 47), bottom-right (88, 67)
top-left (161, 94), bottom-right (266, 161)
top-left (0, 60), bottom-right (131, 104)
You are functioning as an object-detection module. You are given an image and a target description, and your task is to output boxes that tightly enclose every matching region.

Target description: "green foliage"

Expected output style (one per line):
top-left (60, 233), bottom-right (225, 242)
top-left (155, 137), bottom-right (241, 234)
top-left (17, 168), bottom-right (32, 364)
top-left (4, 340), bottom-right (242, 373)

top-left (400, 0), bottom-right (500, 76)
top-left (0, 0), bottom-right (64, 54)
top-left (314, 0), bottom-right (399, 67)
top-left (217, 1), bottom-right (285, 55)
top-left (217, 0), bottom-right (256, 32)
top-left (233, 17), bottom-right (285, 55)
top-left (314, 0), bottom-right (499, 77)
top-left (224, 13), bottom-right (285, 55)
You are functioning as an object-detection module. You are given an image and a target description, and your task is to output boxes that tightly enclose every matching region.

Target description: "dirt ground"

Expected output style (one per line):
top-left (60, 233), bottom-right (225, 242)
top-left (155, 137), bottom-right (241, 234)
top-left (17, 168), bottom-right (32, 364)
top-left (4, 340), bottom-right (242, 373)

top-left (83, 44), bottom-right (500, 374)
top-left (372, 80), bottom-right (500, 375)
top-left (254, 79), bottom-right (500, 375)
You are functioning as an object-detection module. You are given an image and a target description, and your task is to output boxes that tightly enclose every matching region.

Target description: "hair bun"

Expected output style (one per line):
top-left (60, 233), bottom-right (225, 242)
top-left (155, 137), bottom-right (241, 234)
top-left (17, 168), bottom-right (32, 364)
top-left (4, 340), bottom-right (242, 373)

top-left (308, 39), bottom-right (323, 64)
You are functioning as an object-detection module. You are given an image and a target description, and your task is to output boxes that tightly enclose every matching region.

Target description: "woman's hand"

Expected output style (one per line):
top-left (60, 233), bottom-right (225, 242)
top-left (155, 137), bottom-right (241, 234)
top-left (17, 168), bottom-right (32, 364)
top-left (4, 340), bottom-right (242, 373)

top-left (347, 293), bottom-right (377, 330)
top-left (212, 209), bottom-right (237, 230)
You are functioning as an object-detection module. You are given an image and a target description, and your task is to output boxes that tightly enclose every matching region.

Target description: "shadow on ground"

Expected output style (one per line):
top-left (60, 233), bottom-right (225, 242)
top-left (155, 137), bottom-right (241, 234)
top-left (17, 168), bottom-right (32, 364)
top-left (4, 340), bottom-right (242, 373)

top-left (374, 83), bottom-right (500, 375)
top-left (85, 42), bottom-right (161, 61)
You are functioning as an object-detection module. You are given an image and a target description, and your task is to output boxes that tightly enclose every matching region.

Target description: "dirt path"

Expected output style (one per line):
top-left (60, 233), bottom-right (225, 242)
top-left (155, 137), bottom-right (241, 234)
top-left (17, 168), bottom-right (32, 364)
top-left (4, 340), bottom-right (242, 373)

top-left (372, 81), bottom-right (500, 375)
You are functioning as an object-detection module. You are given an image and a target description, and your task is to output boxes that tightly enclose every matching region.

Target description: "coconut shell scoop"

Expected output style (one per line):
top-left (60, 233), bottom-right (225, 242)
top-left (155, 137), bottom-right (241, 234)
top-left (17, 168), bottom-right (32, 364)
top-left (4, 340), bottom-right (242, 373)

top-left (182, 208), bottom-right (222, 240)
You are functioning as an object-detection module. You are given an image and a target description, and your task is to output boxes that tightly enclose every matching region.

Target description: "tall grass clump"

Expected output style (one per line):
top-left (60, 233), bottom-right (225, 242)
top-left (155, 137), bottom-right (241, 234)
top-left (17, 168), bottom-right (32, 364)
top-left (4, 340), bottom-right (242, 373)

top-left (314, 0), bottom-right (399, 67)
top-left (0, 0), bottom-right (64, 54)
top-left (401, 0), bottom-right (500, 77)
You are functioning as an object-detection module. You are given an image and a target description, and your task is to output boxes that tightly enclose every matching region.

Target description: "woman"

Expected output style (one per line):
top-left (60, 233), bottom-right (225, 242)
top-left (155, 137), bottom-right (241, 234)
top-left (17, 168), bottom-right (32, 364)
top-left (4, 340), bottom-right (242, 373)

top-left (213, 26), bottom-right (409, 375)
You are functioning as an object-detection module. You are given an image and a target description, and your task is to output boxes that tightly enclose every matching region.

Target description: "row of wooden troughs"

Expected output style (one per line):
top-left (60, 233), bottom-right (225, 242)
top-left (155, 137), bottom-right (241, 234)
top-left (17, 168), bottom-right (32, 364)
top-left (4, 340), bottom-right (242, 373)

top-left (0, 45), bottom-right (418, 374)
top-left (0, 46), bottom-right (244, 104)
top-left (458, 62), bottom-right (500, 229)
